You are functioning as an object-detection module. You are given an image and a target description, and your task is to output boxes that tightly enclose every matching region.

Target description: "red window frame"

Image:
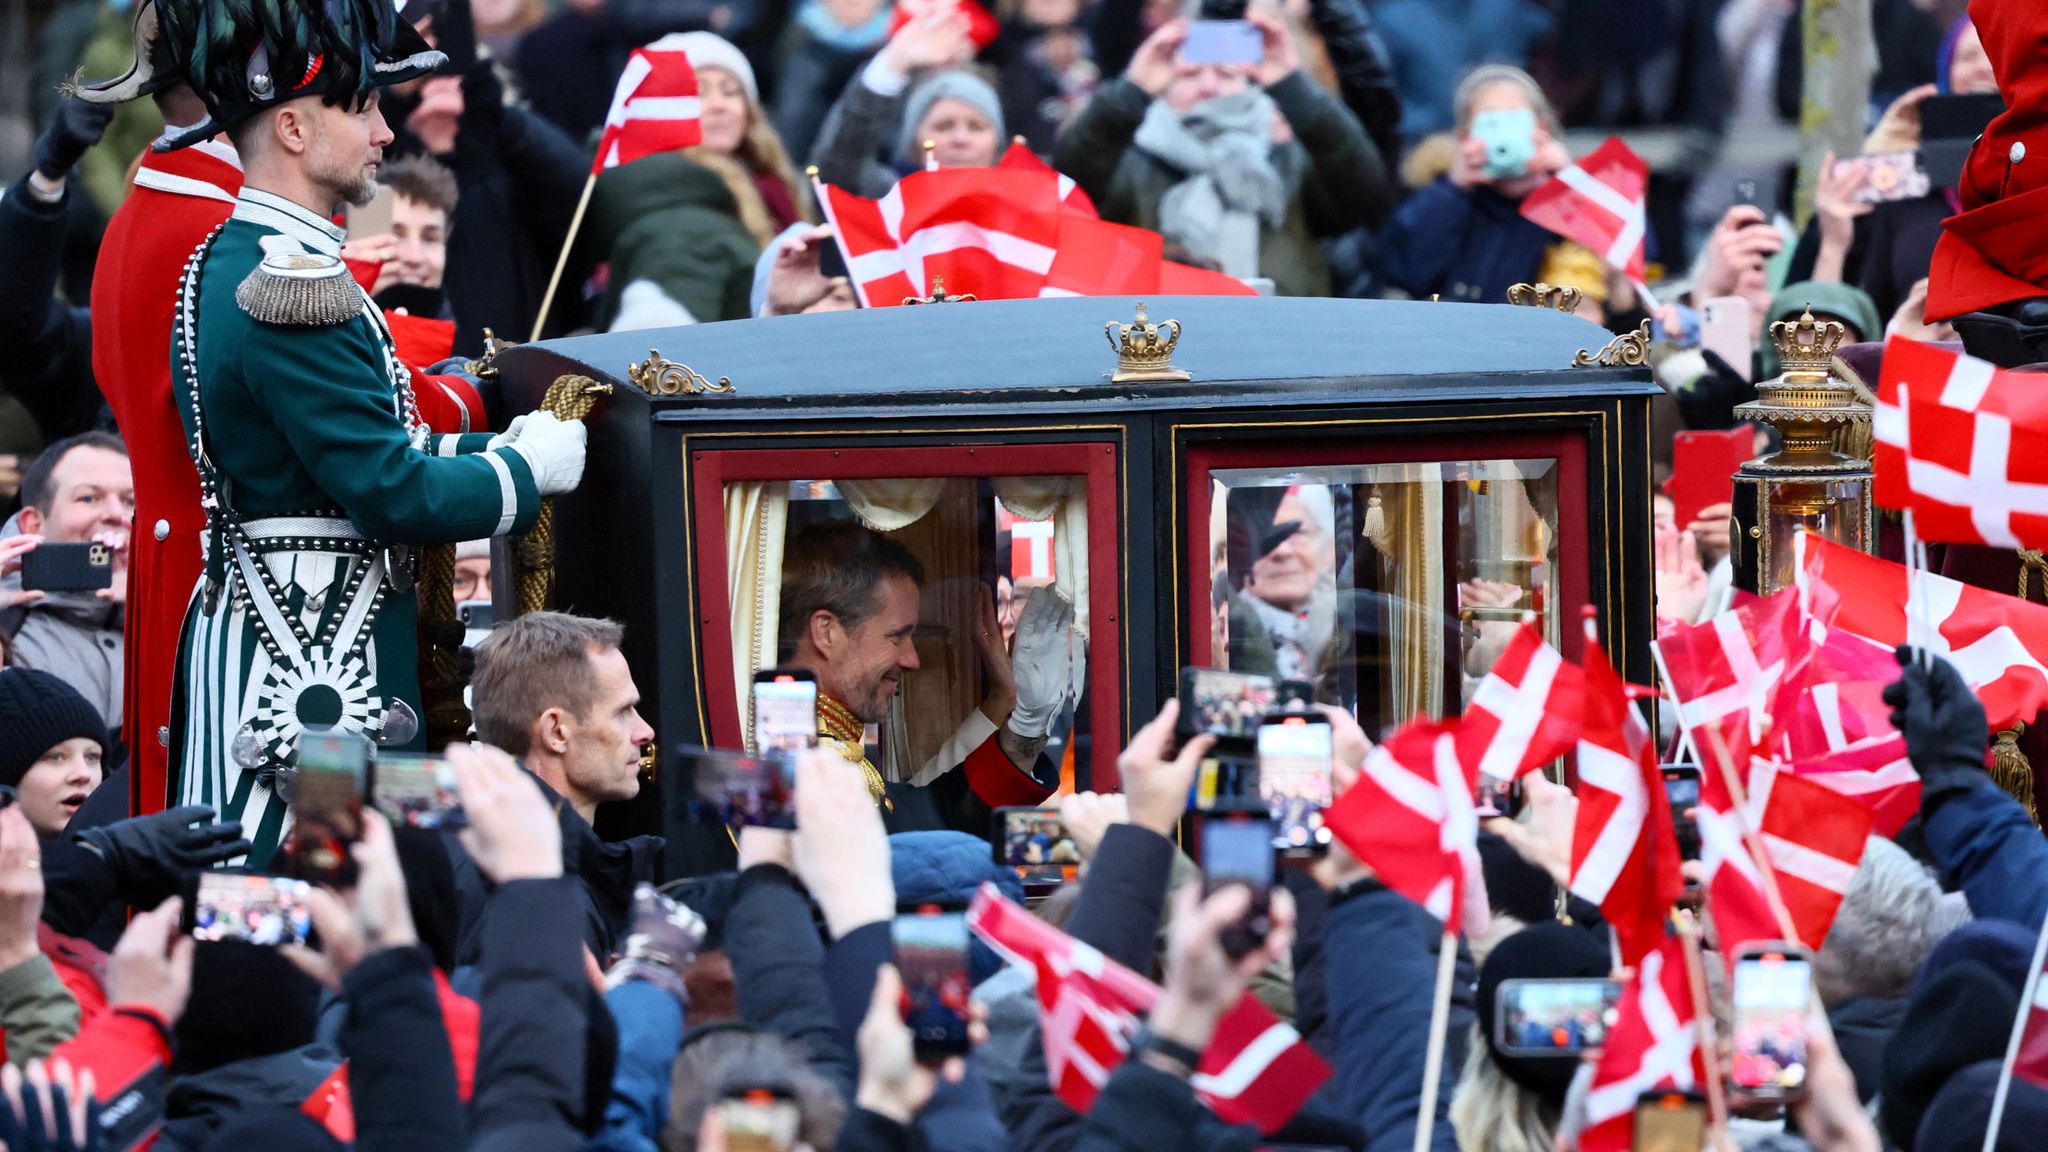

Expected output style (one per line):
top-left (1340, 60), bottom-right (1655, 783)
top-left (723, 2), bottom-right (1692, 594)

top-left (690, 441), bottom-right (1126, 789)
top-left (1183, 431), bottom-right (1592, 672)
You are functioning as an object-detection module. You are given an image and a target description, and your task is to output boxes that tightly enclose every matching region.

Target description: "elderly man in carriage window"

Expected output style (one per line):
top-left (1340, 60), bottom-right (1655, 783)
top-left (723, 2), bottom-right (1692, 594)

top-left (777, 520), bottom-right (1077, 836)
top-left (1223, 485), bottom-right (1343, 684)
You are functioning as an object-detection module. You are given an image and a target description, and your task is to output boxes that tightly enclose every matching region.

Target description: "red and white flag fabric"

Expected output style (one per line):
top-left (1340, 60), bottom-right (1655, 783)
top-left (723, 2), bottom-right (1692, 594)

top-left (1157, 259), bottom-right (1259, 296)
top-left (999, 141), bottom-right (1098, 218)
top-left (1767, 622), bottom-right (1898, 766)
top-left (1653, 590), bottom-right (1803, 780)
top-left (1874, 337), bottom-right (2048, 550)
top-left (1571, 617), bottom-right (1686, 967)
top-left (1788, 734), bottom-right (1921, 839)
top-left (1797, 534), bottom-right (2048, 731)
top-left (1517, 137), bottom-right (1650, 280)
top-left (592, 37), bottom-right (701, 174)
top-left (1457, 623), bottom-right (1584, 782)
top-left (816, 181), bottom-right (918, 307)
top-left (966, 885), bottom-right (1329, 1132)
top-left (1039, 216), bottom-right (1163, 298)
top-left (1580, 936), bottom-right (1706, 1152)
top-left (1698, 761), bottom-right (1872, 954)
top-left (888, 167), bottom-right (1061, 301)
top-left (1325, 719), bottom-right (1488, 937)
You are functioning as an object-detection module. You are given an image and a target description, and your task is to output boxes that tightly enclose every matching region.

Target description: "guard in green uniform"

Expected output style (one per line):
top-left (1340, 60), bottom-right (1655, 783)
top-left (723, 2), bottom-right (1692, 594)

top-left (156, 0), bottom-right (588, 861)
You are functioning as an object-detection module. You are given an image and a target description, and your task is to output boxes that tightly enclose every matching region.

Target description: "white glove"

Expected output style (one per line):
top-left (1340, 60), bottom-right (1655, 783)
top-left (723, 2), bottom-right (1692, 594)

top-left (506, 410), bottom-right (586, 496)
top-left (485, 413), bottom-right (529, 452)
top-left (1007, 586), bottom-right (1077, 739)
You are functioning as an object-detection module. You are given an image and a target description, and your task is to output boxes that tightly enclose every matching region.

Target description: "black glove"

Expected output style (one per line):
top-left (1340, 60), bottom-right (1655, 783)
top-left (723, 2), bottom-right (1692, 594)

top-left (0, 1065), bottom-right (101, 1151)
top-left (33, 96), bottom-right (115, 181)
top-left (1882, 646), bottom-right (1991, 814)
top-left (73, 805), bottom-right (252, 907)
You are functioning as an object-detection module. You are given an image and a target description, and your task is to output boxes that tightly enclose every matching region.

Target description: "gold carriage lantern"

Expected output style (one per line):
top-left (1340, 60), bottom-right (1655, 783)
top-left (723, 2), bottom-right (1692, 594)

top-left (1730, 307), bottom-right (1875, 594)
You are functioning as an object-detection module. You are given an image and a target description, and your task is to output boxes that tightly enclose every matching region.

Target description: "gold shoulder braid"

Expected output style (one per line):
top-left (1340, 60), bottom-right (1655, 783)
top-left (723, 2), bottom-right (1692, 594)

top-left (818, 696), bottom-right (891, 810)
top-left (236, 251), bottom-right (361, 326)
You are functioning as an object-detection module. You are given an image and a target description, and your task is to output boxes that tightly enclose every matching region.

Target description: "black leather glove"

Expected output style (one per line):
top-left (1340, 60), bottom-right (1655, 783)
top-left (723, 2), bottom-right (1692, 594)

top-left (73, 805), bottom-right (252, 907)
top-left (1882, 646), bottom-right (1991, 815)
top-left (0, 1063), bottom-right (101, 1151)
top-left (33, 96), bottom-right (115, 181)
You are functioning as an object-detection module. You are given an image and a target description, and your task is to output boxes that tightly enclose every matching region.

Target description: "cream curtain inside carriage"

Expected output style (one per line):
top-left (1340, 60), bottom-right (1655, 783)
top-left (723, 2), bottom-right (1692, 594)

top-left (722, 475), bottom-right (1091, 762)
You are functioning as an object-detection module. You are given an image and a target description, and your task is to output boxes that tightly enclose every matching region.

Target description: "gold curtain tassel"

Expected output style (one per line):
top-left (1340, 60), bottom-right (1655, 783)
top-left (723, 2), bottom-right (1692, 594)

top-left (1991, 723), bottom-right (2036, 824)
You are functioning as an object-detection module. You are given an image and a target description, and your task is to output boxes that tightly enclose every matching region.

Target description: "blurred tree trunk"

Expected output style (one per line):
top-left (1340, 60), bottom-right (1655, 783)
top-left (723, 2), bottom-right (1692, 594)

top-left (1796, 0), bottom-right (1874, 229)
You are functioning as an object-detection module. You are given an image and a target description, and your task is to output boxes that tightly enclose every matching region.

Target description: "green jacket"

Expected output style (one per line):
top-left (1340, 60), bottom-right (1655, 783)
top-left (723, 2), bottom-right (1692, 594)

top-left (1051, 74), bottom-right (1393, 298)
top-left (584, 153), bottom-right (762, 329)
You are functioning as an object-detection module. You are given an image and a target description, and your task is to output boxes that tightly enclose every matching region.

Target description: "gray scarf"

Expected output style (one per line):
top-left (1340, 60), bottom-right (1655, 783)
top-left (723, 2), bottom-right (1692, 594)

top-left (1132, 89), bottom-right (1296, 278)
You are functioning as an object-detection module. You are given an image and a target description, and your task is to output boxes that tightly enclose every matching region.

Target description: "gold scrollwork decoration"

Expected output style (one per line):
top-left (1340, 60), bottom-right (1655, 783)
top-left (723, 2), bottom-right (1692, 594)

top-left (1572, 320), bottom-right (1654, 368)
top-left (1506, 282), bottom-right (1584, 314)
top-left (627, 350), bottom-right (735, 396)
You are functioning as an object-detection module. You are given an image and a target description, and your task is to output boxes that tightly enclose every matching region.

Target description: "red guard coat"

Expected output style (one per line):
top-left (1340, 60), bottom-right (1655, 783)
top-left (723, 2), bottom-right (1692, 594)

top-left (92, 141), bottom-right (484, 815)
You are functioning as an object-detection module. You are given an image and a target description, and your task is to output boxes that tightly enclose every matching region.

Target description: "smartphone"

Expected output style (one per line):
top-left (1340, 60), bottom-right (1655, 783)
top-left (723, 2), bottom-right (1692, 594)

top-left (1698, 296), bottom-right (1754, 383)
top-left (686, 747), bottom-right (798, 830)
top-left (1730, 943), bottom-right (1813, 1104)
top-left (752, 668), bottom-right (818, 756)
top-left (287, 729), bottom-right (368, 887)
top-left (1475, 772), bottom-right (1523, 819)
top-left (1632, 1091), bottom-right (1708, 1152)
top-left (893, 909), bottom-right (971, 1063)
top-left (1200, 810), bottom-right (1275, 957)
top-left (1672, 426), bottom-right (1754, 529)
top-left (993, 807), bottom-right (1077, 867)
top-left (18, 541), bottom-right (114, 593)
top-left (1493, 978), bottom-right (1623, 1056)
top-left (1179, 667), bottom-right (1277, 742)
top-left (717, 1090), bottom-right (801, 1152)
top-left (1472, 107), bottom-right (1537, 181)
top-left (1180, 19), bottom-right (1262, 66)
top-left (346, 183), bottom-right (397, 239)
top-left (1661, 765), bottom-right (1702, 863)
top-left (1257, 715), bottom-right (1332, 852)
top-left (1834, 150), bottom-right (1931, 205)
top-left (182, 872), bottom-right (316, 946)
top-left (371, 753), bottom-right (465, 830)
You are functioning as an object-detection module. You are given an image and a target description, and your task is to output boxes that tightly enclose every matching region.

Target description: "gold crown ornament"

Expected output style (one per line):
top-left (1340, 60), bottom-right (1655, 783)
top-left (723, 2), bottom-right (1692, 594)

top-left (1505, 281), bottom-right (1585, 314)
top-left (1771, 305), bottom-right (1849, 381)
top-left (1105, 302), bottom-right (1190, 383)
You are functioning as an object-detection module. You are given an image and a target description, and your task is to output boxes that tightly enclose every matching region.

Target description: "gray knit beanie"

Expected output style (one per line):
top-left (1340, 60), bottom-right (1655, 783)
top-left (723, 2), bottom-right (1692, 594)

top-left (898, 70), bottom-right (1005, 166)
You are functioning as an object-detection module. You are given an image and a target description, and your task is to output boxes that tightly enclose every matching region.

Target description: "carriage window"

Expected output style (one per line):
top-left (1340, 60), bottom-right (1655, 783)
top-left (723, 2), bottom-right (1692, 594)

top-left (1207, 460), bottom-right (1559, 737)
top-left (723, 474), bottom-right (1092, 795)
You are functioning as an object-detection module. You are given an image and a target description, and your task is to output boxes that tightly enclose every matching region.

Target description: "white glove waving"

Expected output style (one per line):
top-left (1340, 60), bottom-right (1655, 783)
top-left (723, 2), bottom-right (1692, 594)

top-left (506, 410), bottom-right (587, 496)
top-left (1007, 586), bottom-right (1077, 739)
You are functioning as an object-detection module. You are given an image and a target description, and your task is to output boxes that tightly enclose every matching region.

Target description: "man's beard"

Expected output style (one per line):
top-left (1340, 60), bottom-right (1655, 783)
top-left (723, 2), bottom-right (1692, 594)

top-left (845, 677), bottom-right (898, 726)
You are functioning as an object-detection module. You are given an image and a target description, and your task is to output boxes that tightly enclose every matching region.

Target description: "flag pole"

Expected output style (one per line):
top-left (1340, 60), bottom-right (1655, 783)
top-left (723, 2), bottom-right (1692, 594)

top-left (1984, 904), bottom-right (2048, 1152)
top-left (1412, 928), bottom-right (1459, 1152)
top-left (1676, 910), bottom-right (1731, 1132)
top-left (530, 171), bottom-right (598, 342)
top-left (1696, 720), bottom-right (1804, 945)
top-left (810, 167), bottom-right (874, 310)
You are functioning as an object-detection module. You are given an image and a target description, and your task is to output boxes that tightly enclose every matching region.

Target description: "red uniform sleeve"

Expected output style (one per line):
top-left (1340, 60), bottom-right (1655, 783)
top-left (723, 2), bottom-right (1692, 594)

top-left (963, 734), bottom-right (1057, 808)
top-left (406, 364), bottom-right (487, 436)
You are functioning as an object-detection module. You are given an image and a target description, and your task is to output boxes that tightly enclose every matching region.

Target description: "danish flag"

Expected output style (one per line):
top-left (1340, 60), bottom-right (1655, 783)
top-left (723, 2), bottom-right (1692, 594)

top-left (1038, 216), bottom-right (1164, 298)
top-left (965, 886), bottom-right (1328, 1132)
top-left (999, 141), bottom-right (1098, 218)
top-left (1652, 590), bottom-right (1803, 774)
top-left (1874, 338), bottom-right (2048, 550)
top-left (593, 37), bottom-right (702, 174)
top-left (1457, 624), bottom-right (1584, 782)
top-left (1571, 616), bottom-right (1685, 967)
top-left (1518, 137), bottom-right (1650, 280)
top-left (1325, 719), bottom-right (1487, 937)
top-left (1796, 534), bottom-right (2048, 731)
top-left (1766, 621), bottom-right (1922, 836)
top-left (818, 167), bottom-right (1059, 304)
top-left (1787, 735), bottom-right (1921, 839)
top-left (1580, 937), bottom-right (1706, 1152)
top-left (1698, 761), bottom-right (1871, 954)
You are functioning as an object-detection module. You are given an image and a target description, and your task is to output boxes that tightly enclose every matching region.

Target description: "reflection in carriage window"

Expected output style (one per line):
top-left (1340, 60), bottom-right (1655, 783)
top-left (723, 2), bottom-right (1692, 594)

top-left (723, 475), bottom-right (1089, 835)
top-left (1209, 461), bottom-right (1559, 737)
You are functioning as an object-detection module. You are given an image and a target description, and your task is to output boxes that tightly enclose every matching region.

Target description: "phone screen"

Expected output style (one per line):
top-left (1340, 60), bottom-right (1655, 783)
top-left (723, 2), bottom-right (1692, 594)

top-left (1494, 978), bottom-right (1623, 1056)
top-left (1257, 718), bottom-right (1332, 851)
top-left (1180, 19), bottom-right (1261, 65)
top-left (1661, 767), bottom-right (1701, 863)
top-left (752, 673), bottom-right (818, 756)
top-left (187, 873), bottom-right (315, 946)
top-left (1633, 1092), bottom-right (1707, 1152)
top-left (717, 1091), bottom-right (801, 1152)
top-left (372, 754), bottom-right (465, 830)
top-left (995, 808), bottom-right (1076, 867)
top-left (1180, 668), bottom-right (1277, 741)
top-left (687, 748), bottom-right (798, 830)
top-left (1202, 814), bottom-right (1276, 892)
top-left (1732, 949), bottom-right (1812, 1098)
top-left (893, 912), bottom-right (971, 1062)
top-left (288, 731), bottom-right (367, 886)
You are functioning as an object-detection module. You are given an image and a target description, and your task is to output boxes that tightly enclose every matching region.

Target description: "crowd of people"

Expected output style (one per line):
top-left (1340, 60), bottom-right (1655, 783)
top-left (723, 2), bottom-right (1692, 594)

top-left (0, 0), bottom-right (2040, 1148)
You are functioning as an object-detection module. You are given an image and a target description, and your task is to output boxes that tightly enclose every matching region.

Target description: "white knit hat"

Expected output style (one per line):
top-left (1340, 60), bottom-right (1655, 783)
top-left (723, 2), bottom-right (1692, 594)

top-left (648, 31), bottom-right (758, 108)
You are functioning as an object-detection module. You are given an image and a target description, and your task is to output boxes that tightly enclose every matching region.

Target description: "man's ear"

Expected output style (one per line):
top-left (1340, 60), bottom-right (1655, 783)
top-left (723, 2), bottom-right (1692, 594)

top-left (805, 609), bottom-right (840, 658)
top-left (533, 706), bottom-right (573, 756)
top-left (273, 104), bottom-right (312, 156)
top-left (15, 506), bottom-right (42, 537)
